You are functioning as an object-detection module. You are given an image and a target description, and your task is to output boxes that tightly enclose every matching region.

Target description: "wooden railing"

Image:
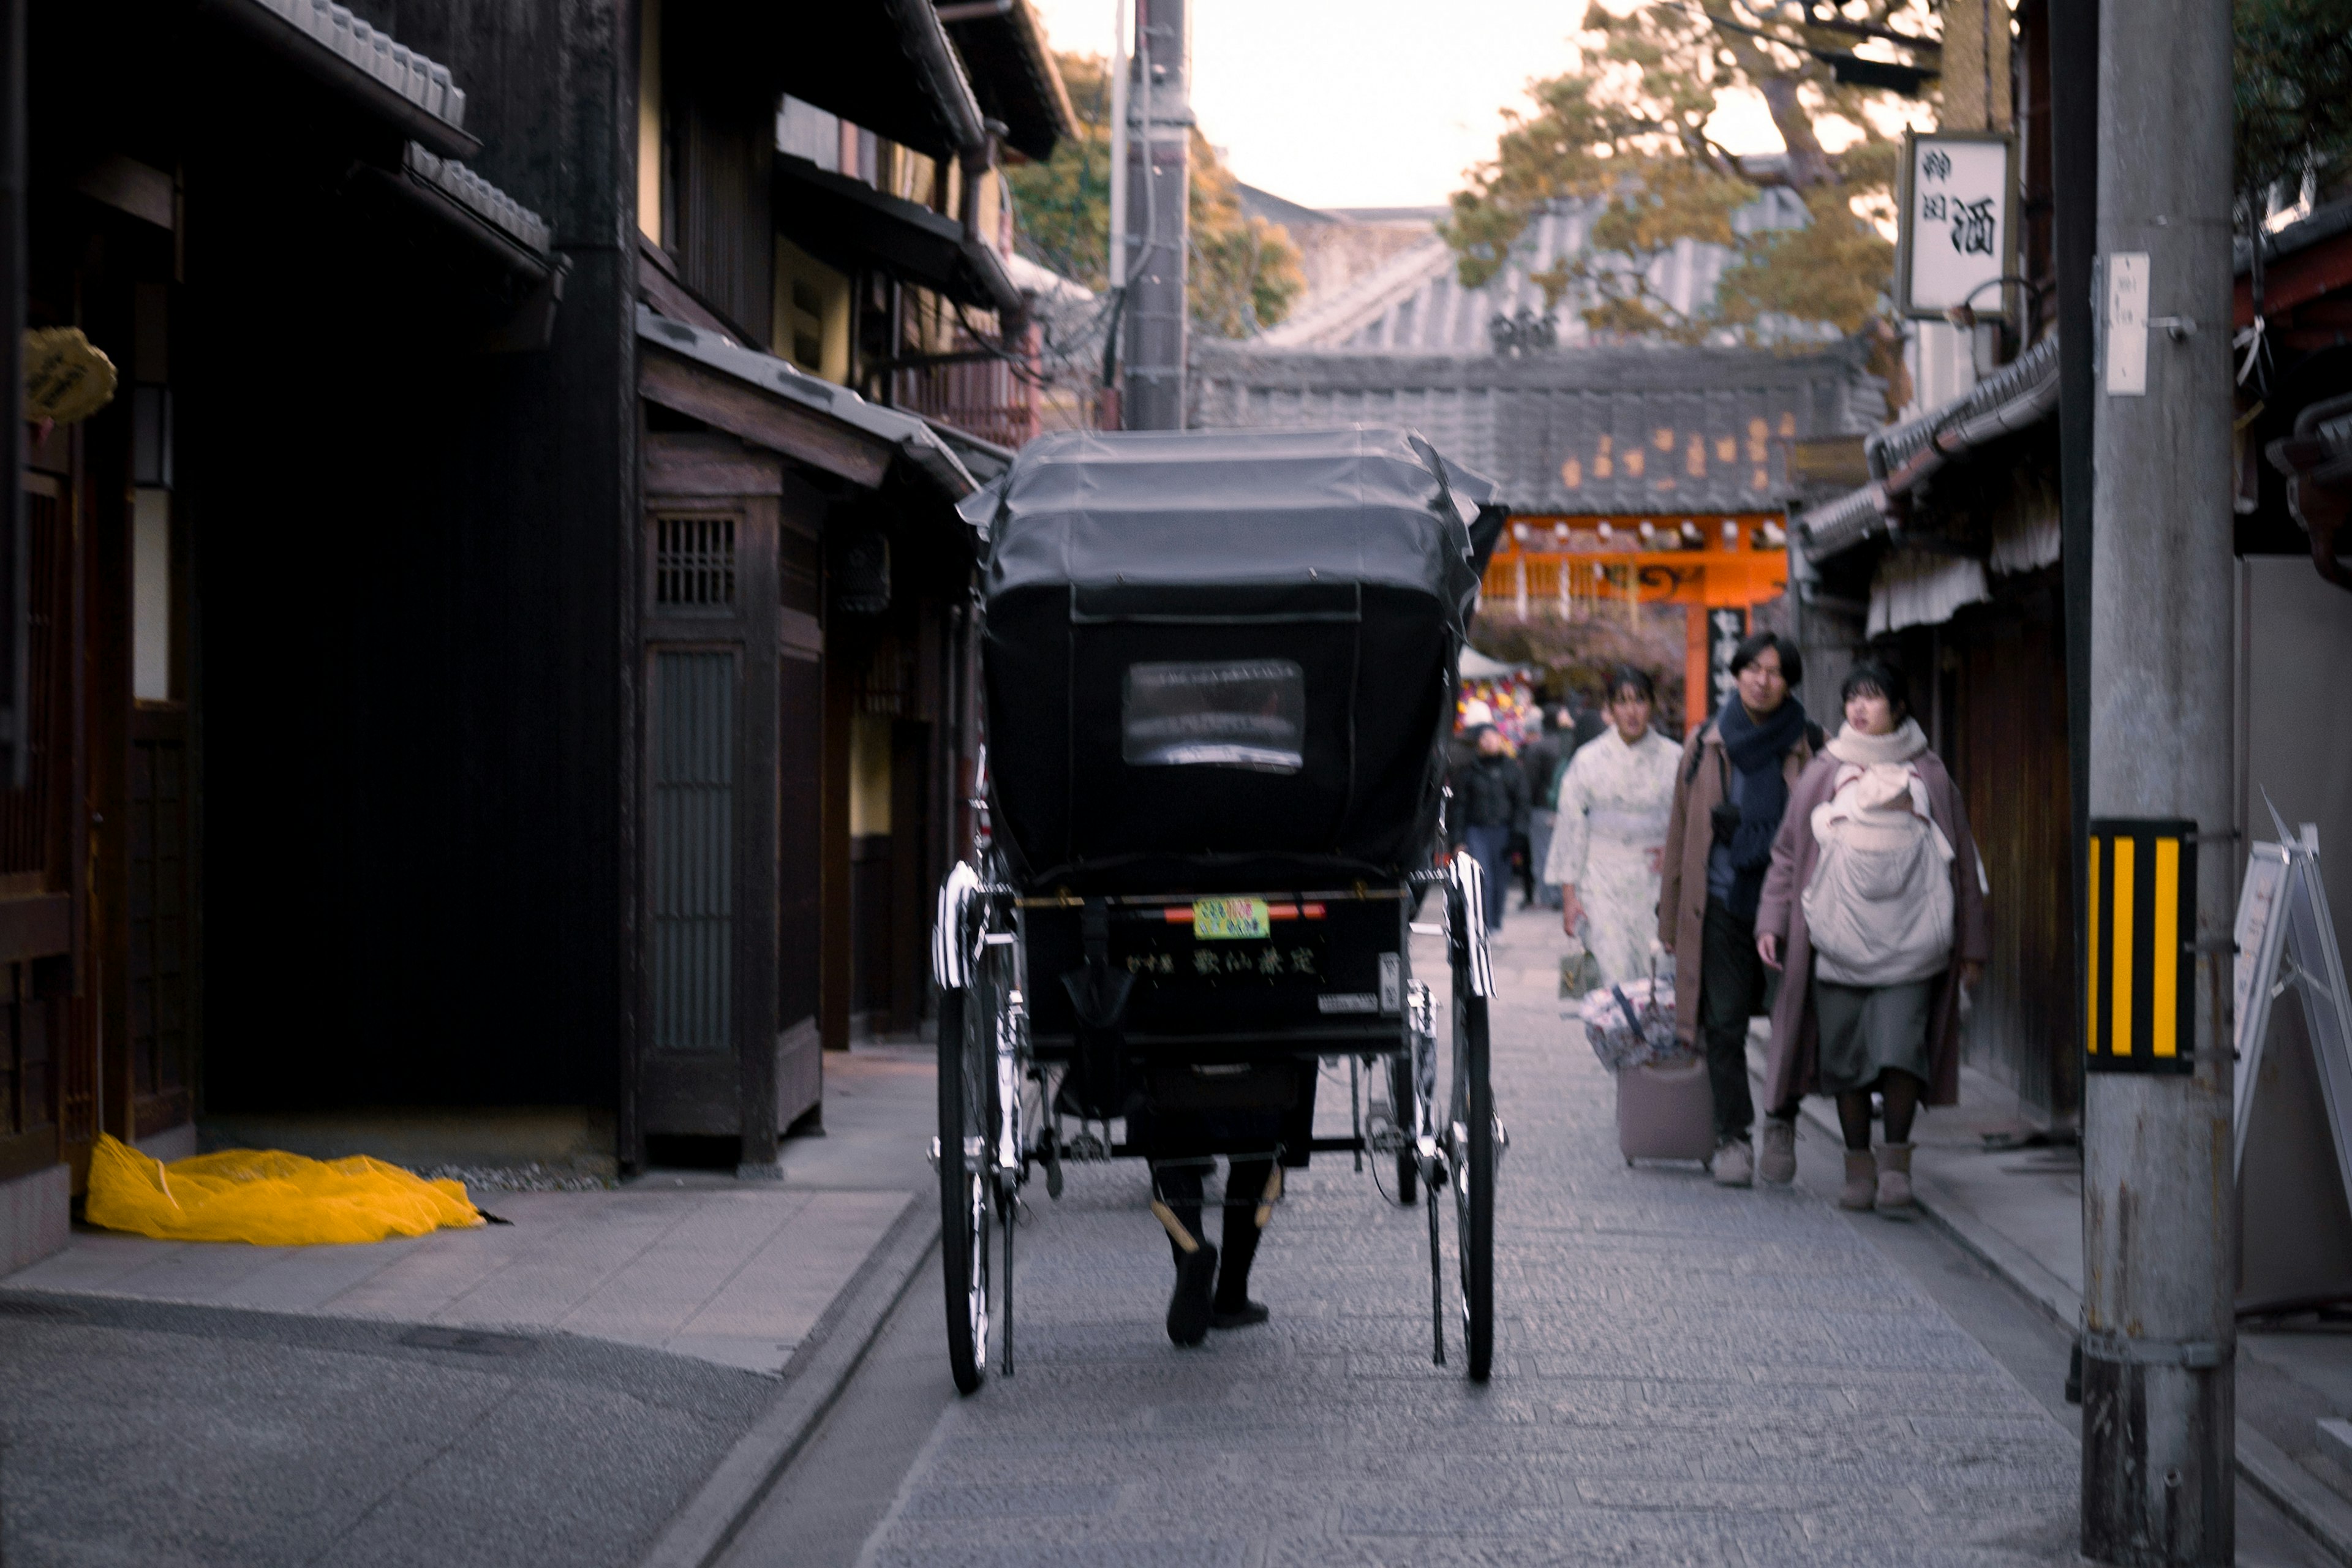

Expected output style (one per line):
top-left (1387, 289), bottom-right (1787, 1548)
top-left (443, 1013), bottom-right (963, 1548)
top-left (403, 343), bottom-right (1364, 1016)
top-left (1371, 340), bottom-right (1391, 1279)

top-left (893, 338), bottom-right (1038, 451)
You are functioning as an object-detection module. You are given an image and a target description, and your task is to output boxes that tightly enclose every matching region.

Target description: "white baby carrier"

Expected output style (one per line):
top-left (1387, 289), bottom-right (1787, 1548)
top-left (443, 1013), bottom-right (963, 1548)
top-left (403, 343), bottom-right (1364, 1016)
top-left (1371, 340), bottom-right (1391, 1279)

top-left (1801, 761), bottom-right (1954, 986)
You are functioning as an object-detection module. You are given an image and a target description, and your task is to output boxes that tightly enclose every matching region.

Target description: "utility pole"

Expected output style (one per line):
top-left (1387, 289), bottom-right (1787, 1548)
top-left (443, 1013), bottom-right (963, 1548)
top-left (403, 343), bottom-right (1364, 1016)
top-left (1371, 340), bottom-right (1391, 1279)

top-left (1118, 0), bottom-right (1188, 431)
top-left (2079, 0), bottom-right (2237, 1562)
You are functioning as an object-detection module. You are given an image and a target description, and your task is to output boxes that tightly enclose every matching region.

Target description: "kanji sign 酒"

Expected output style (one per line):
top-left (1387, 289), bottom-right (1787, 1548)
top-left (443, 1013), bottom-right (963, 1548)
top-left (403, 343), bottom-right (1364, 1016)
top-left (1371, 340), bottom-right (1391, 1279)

top-left (1897, 130), bottom-right (2016, 320)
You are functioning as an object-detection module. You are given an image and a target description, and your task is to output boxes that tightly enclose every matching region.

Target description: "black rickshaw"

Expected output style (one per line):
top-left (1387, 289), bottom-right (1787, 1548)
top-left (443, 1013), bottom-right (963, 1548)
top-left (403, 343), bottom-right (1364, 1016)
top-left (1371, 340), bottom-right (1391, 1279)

top-left (930, 426), bottom-right (1509, 1390)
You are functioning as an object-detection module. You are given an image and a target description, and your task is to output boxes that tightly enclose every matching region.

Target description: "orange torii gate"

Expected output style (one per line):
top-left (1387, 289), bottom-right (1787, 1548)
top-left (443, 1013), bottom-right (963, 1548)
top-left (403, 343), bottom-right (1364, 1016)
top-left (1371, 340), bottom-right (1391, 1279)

top-left (1478, 513), bottom-right (1791, 734)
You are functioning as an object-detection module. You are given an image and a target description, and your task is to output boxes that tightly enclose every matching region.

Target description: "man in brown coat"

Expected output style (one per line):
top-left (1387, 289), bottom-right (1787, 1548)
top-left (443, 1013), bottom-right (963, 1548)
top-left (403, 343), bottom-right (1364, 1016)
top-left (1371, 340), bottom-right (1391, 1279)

top-left (1657, 632), bottom-right (1822, 1187)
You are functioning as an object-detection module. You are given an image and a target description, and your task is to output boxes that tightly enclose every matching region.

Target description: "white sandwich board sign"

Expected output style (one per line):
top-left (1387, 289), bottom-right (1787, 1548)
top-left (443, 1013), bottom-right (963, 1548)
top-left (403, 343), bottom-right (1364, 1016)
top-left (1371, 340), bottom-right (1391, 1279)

top-left (2234, 812), bottom-right (2352, 1314)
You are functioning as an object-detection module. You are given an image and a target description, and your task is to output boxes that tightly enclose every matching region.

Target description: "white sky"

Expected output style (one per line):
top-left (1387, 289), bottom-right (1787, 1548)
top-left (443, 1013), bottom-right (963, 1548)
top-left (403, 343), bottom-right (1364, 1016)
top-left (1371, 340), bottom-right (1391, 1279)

top-left (1026, 0), bottom-right (1793, 211)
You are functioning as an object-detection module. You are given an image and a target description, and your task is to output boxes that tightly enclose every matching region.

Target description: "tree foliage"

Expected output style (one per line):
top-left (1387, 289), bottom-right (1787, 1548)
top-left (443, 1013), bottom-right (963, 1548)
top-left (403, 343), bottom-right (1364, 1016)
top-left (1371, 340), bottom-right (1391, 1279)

top-left (2236, 0), bottom-right (2352, 204)
top-left (1443, 2), bottom-right (1928, 345)
top-left (1004, 52), bottom-right (1304, 338)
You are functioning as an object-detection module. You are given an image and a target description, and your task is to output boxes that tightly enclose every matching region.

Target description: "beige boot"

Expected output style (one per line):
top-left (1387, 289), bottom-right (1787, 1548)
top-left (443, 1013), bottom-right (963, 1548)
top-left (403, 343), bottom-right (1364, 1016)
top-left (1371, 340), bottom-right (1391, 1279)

top-left (1838, 1148), bottom-right (1877, 1211)
top-left (1877, 1142), bottom-right (1915, 1218)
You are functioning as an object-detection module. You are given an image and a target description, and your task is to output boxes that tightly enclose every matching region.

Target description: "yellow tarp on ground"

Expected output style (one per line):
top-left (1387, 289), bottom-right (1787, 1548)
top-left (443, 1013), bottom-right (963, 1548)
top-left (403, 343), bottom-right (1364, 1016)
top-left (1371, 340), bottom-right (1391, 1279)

top-left (86, 1134), bottom-right (485, 1245)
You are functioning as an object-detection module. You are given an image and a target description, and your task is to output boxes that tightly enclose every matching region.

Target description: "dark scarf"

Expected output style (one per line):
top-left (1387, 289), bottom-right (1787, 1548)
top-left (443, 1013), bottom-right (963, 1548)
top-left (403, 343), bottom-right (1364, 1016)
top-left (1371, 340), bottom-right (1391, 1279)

top-left (1717, 696), bottom-right (1809, 878)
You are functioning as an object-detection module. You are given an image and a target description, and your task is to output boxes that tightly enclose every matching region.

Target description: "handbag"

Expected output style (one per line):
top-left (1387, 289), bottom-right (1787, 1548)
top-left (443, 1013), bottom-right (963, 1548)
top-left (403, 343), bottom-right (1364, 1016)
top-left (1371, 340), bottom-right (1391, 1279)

top-left (1559, 942), bottom-right (1603, 1000)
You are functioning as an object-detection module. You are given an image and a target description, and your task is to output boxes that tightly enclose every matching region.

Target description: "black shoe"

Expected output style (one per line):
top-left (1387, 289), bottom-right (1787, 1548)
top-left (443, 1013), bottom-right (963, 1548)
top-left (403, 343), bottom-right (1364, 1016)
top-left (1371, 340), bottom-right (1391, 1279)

top-left (1166, 1243), bottom-right (1218, 1346)
top-left (1210, 1300), bottom-right (1270, 1330)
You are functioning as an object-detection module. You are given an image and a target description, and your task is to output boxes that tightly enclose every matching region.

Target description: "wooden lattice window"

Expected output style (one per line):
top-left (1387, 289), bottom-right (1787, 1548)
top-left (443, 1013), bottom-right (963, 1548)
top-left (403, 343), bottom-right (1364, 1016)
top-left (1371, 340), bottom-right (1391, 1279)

top-left (649, 650), bottom-right (736, 1054)
top-left (654, 515), bottom-right (736, 609)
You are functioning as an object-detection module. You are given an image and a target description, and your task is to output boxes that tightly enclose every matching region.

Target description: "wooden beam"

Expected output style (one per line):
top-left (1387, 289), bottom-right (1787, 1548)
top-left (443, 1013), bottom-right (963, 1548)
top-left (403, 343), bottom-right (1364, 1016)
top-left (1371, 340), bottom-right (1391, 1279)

top-left (644, 432), bottom-right (786, 499)
top-left (639, 345), bottom-right (892, 489)
top-left (2237, 230), bottom-right (2352, 326)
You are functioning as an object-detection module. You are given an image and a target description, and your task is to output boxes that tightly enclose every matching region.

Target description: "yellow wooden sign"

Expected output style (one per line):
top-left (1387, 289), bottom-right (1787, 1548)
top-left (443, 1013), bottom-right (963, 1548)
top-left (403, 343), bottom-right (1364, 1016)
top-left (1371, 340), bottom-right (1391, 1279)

top-left (24, 327), bottom-right (118, 425)
top-left (2086, 818), bottom-right (2197, 1073)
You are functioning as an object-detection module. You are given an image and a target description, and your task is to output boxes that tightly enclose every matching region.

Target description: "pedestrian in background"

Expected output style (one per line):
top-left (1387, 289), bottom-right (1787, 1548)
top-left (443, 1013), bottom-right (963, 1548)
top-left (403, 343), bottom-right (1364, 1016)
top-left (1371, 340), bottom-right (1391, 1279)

top-left (1547, 667), bottom-right (1680, 987)
top-left (1521, 708), bottom-right (1566, 911)
top-left (1658, 631), bottom-right (1821, 1188)
top-left (1450, 719), bottom-right (1529, 933)
top-left (1566, 690), bottom-right (1608, 751)
top-left (1755, 660), bottom-right (1988, 1217)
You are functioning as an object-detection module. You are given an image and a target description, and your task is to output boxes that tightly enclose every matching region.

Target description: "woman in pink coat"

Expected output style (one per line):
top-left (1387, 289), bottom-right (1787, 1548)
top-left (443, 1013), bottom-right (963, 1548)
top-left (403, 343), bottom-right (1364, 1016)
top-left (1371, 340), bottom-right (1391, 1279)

top-left (1754, 661), bottom-right (1989, 1216)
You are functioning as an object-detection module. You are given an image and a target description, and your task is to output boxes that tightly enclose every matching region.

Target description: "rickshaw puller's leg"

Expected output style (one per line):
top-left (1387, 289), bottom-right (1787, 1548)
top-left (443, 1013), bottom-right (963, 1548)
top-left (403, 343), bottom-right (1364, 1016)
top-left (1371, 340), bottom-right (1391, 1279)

top-left (1156, 1155), bottom-right (1219, 1345)
top-left (1150, 1159), bottom-right (1208, 1265)
top-left (1211, 1160), bottom-right (1278, 1329)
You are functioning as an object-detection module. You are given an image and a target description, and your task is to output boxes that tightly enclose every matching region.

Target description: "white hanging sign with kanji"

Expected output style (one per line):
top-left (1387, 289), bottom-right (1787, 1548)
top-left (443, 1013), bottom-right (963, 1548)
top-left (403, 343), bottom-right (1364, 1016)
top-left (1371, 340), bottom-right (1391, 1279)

top-left (1897, 131), bottom-right (2016, 320)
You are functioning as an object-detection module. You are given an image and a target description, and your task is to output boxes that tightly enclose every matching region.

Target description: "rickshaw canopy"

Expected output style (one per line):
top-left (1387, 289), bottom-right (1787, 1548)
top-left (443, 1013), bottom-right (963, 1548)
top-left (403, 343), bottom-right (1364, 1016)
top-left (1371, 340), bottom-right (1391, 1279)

top-left (962, 426), bottom-right (1504, 892)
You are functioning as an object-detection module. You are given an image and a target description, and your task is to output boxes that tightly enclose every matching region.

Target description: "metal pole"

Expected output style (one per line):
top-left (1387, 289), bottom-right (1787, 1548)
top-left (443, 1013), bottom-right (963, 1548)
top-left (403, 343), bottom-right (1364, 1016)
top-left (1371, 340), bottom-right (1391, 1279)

top-left (1119, 0), bottom-right (1188, 430)
top-left (1107, 0), bottom-right (1128, 295)
top-left (0, 0), bottom-right (24, 793)
top-left (2079, 0), bottom-right (2237, 1560)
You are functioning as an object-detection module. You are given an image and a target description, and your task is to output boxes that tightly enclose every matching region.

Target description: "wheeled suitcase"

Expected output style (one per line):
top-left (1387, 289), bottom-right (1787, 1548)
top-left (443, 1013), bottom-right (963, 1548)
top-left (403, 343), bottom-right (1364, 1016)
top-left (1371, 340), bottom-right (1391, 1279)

top-left (1616, 1057), bottom-right (1716, 1166)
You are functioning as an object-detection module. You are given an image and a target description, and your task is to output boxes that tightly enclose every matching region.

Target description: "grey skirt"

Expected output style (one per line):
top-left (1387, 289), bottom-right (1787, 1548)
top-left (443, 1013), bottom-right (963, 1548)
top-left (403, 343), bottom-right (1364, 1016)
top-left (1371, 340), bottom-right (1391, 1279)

top-left (1814, 976), bottom-right (1939, 1095)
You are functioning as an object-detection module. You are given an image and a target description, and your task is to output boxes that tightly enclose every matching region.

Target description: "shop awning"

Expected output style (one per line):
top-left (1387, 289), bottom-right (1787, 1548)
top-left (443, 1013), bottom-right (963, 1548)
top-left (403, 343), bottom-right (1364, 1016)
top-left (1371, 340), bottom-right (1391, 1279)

top-left (1796, 336), bottom-right (2059, 562)
top-left (637, 306), bottom-right (978, 501)
top-left (938, 0), bottom-right (1076, 163)
top-left (775, 155), bottom-right (1024, 318)
top-left (198, 0), bottom-right (478, 160)
top-left (776, 0), bottom-right (987, 164)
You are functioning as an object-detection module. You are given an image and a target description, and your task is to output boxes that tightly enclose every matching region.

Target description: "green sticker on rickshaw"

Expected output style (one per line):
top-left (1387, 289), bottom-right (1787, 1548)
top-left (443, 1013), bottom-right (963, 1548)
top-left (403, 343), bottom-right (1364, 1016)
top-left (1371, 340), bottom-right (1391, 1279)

top-left (1192, 897), bottom-right (1270, 940)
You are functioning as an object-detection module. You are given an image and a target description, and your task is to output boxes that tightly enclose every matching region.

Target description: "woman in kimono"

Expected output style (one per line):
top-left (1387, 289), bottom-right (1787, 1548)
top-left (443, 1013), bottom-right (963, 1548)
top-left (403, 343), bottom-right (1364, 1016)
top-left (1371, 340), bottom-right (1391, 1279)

top-left (1545, 667), bottom-right (1683, 987)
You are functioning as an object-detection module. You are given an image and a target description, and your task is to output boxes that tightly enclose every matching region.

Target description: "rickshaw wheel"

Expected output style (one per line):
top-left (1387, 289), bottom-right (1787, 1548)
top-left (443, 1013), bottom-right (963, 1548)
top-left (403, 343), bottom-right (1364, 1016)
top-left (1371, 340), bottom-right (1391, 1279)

top-left (1386, 1054), bottom-right (1419, 1206)
top-left (937, 984), bottom-right (994, 1396)
top-left (1452, 984), bottom-right (1495, 1382)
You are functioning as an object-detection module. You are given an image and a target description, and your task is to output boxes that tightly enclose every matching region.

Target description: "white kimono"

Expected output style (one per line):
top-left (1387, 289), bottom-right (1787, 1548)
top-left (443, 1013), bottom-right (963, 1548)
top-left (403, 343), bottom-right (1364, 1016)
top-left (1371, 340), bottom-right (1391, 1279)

top-left (1544, 726), bottom-right (1684, 987)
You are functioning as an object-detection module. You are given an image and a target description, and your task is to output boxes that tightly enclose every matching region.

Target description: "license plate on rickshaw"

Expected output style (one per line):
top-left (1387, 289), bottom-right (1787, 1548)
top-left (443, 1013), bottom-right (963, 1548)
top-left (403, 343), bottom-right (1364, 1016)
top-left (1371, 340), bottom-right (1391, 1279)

top-left (1191, 897), bottom-right (1270, 940)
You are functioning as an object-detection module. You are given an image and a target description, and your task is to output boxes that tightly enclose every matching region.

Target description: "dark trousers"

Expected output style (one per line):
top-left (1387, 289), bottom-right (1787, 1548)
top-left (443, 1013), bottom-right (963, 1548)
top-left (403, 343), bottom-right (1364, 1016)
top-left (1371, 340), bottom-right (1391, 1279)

top-left (1461, 826), bottom-right (1512, 931)
top-left (1698, 897), bottom-right (1768, 1142)
top-left (1156, 1156), bottom-right (1273, 1311)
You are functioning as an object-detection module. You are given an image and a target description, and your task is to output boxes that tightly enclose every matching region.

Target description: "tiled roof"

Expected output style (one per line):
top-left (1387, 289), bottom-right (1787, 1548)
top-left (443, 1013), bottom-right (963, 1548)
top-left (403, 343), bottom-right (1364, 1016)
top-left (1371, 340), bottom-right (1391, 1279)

top-left (1795, 336), bottom-right (2059, 561)
top-left (244, 0), bottom-right (467, 129)
top-left (638, 306), bottom-right (980, 501)
top-left (1258, 193), bottom-right (1812, 354)
top-left (403, 146), bottom-right (551, 257)
top-left (1191, 340), bottom-right (1883, 515)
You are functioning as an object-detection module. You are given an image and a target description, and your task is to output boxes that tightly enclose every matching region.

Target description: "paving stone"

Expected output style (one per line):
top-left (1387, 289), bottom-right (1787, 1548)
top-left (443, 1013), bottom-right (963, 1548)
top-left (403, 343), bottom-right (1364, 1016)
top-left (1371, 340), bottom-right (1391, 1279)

top-left (859, 914), bottom-right (2079, 1565)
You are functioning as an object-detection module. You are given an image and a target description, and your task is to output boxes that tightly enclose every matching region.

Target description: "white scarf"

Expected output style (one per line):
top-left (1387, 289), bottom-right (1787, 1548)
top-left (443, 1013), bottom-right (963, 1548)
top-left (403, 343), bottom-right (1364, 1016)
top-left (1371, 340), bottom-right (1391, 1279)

top-left (1824, 717), bottom-right (1928, 767)
top-left (1813, 717), bottom-right (1953, 864)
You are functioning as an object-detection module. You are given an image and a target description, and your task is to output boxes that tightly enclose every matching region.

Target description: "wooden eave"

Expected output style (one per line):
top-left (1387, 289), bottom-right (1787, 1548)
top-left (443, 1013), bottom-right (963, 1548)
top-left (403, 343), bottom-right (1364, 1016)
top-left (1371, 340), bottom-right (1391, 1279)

top-left (641, 341), bottom-right (894, 491)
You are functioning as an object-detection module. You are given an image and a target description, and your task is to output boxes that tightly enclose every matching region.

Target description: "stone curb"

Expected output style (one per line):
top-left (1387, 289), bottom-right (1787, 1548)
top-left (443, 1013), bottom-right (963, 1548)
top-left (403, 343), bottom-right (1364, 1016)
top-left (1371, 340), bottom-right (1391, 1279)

top-left (1758, 1057), bottom-right (2352, 1568)
top-left (635, 1192), bottom-right (939, 1568)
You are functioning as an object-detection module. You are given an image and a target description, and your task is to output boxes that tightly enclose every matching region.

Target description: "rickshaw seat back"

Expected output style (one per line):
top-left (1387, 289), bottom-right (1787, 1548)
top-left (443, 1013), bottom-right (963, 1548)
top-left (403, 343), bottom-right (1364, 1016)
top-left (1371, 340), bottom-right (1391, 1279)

top-left (965, 427), bottom-right (1502, 895)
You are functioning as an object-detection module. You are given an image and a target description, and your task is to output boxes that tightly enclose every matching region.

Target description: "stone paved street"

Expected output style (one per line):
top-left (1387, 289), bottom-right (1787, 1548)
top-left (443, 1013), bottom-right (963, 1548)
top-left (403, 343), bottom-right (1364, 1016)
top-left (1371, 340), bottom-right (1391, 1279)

top-left (854, 911), bottom-right (2082, 1567)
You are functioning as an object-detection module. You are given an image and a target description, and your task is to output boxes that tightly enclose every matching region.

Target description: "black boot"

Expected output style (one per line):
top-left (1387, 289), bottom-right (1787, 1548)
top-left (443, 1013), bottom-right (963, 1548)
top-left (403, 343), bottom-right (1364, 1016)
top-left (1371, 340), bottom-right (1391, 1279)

top-left (1166, 1242), bottom-right (1218, 1346)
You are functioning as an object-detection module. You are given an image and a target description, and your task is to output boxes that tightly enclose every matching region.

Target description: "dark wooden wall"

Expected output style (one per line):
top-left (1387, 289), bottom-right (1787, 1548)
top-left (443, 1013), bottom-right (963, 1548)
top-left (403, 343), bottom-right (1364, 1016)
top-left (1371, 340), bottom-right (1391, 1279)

top-left (1929, 573), bottom-right (2079, 1124)
top-left (162, 0), bottom-right (638, 1111)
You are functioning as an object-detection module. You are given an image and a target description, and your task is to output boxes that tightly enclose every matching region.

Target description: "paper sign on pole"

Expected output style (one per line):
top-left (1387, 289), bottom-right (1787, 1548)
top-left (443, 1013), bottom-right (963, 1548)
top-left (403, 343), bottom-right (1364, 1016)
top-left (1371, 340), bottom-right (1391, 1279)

top-left (2105, 253), bottom-right (2150, 396)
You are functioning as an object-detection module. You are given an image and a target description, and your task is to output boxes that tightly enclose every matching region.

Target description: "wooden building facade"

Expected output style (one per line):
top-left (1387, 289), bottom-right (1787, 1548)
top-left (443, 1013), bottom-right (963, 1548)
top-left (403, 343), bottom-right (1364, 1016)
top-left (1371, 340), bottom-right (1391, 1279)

top-left (1787, 0), bottom-right (2081, 1128)
top-left (2, 0), bottom-right (1072, 1264)
top-left (3, 0), bottom-right (570, 1268)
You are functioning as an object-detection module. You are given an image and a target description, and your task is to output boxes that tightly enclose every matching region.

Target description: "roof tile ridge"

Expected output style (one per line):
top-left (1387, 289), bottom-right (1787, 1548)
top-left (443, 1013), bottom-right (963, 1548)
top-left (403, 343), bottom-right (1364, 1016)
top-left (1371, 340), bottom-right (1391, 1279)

top-left (1257, 238), bottom-right (1455, 349)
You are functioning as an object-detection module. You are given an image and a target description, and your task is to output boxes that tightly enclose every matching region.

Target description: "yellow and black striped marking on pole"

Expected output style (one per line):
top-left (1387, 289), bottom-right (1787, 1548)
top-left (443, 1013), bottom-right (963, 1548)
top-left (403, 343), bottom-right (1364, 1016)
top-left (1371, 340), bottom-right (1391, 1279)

top-left (2084, 818), bottom-right (2197, 1074)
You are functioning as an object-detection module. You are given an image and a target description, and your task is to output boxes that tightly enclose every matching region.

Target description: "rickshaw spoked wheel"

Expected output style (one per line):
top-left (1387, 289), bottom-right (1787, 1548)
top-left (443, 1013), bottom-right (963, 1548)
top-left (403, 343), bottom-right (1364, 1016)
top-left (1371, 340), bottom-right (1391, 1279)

top-left (1449, 910), bottom-right (1495, 1384)
top-left (937, 982), bottom-right (995, 1396)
